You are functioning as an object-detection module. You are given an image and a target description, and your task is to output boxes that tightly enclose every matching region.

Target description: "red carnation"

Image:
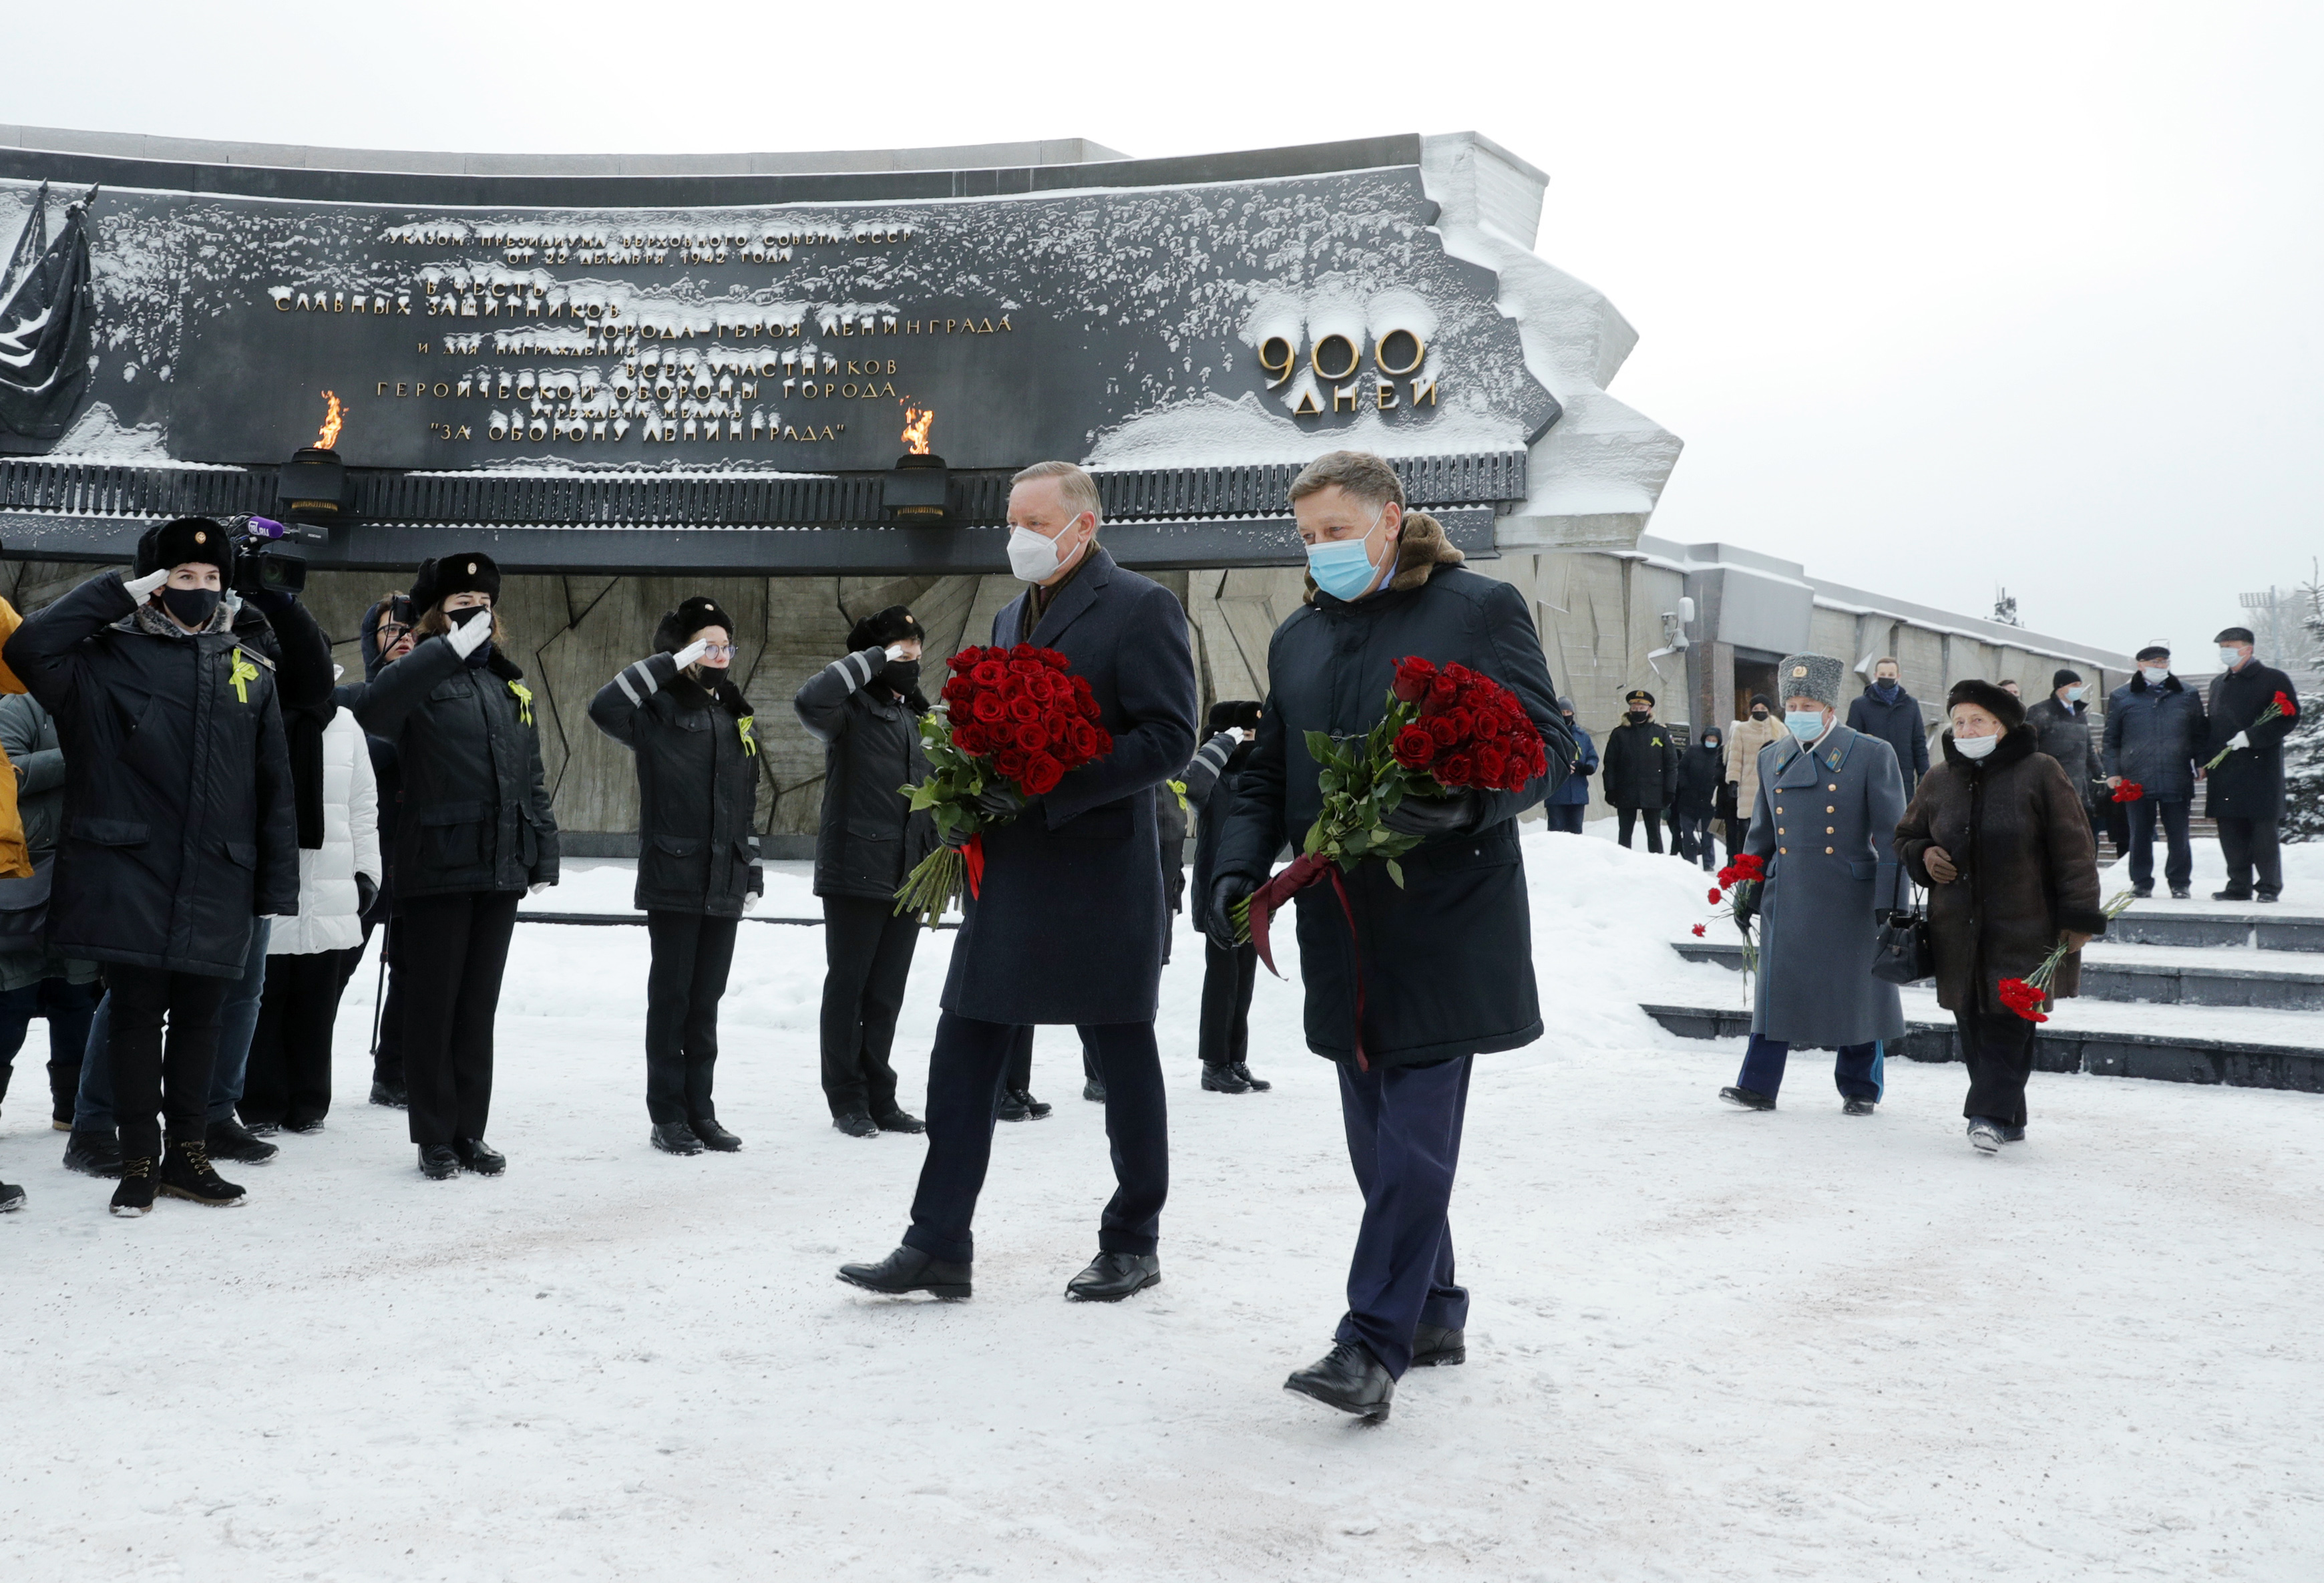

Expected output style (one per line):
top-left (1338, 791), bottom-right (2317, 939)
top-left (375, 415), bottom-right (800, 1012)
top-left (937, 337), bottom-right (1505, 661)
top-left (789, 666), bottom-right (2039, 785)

top-left (2112, 780), bottom-right (2144, 803)
top-left (1728, 854), bottom-right (1766, 882)
top-left (1997, 977), bottom-right (2050, 1023)
top-left (1392, 725), bottom-right (1436, 767)
top-left (1692, 923), bottom-right (1708, 938)
top-left (1708, 888), bottom-right (1724, 905)
top-left (2277, 691), bottom-right (2297, 714)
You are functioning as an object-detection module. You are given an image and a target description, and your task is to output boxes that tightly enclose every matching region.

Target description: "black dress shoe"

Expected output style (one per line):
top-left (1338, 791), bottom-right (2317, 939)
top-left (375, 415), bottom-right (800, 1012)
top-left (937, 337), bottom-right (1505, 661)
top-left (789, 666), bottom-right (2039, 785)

top-left (1082, 1077), bottom-right (1107, 1103)
top-left (994, 1089), bottom-right (1028, 1122)
top-left (2131, 886), bottom-right (2154, 899)
top-left (1201, 1063), bottom-right (1251, 1094)
top-left (2212, 889), bottom-right (2253, 902)
top-left (63, 1127), bottom-right (124, 1179)
top-left (1719, 1085), bottom-right (1776, 1111)
top-left (837, 1245), bottom-right (972, 1300)
top-left (1410, 1323), bottom-right (1466, 1367)
top-left (453, 1137), bottom-right (506, 1176)
top-left (691, 1117), bottom-right (743, 1151)
top-left (2255, 894), bottom-right (2281, 904)
top-left (1229, 1062), bottom-right (1271, 1092)
top-left (2000, 1123), bottom-right (2027, 1143)
top-left (281, 1113), bottom-right (326, 1135)
top-left (1843, 1096), bottom-right (1877, 1116)
top-left (872, 1109), bottom-right (924, 1135)
top-left (2170, 888), bottom-right (2192, 900)
top-left (370, 1079), bottom-right (407, 1109)
top-left (833, 1111), bottom-right (880, 1138)
top-left (1285, 1341), bottom-right (1395, 1421)
top-left (418, 1145), bottom-right (461, 1180)
top-left (1065, 1251), bottom-right (1161, 1302)
top-left (204, 1117), bottom-right (278, 1165)
top-left (651, 1121), bottom-right (704, 1156)
top-left (1013, 1087), bottom-right (1052, 1119)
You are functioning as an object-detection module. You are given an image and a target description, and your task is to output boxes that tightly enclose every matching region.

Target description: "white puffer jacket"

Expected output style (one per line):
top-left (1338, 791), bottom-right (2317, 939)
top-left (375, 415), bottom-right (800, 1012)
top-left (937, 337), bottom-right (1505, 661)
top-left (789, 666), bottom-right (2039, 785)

top-left (268, 699), bottom-right (381, 956)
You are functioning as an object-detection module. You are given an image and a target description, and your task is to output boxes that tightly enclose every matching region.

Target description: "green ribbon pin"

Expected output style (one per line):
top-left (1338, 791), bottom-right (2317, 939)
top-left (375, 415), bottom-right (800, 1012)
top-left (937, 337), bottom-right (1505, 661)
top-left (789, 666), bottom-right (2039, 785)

top-left (737, 714), bottom-right (758, 757)
top-left (228, 648), bottom-right (260, 705)
top-left (507, 679), bottom-right (534, 725)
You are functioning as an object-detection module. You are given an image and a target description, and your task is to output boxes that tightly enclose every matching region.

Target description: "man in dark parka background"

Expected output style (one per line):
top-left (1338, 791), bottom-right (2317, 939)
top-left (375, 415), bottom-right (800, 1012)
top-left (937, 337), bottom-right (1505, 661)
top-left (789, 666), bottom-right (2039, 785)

top-left (2203, 625), bottom-right (2300, 902)
top-left (1600, 689), bottom-right (1676, 852)
top-left (839, 461), bottom-right (1197, 1306)
top-left (1209, 450), bottom-right (1569, 1422)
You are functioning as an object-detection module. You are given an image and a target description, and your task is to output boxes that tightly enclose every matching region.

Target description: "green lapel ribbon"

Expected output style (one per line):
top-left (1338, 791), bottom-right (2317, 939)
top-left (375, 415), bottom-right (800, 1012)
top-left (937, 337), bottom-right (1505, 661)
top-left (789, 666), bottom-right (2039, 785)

top-left (507, 679), bottom-right (534, 725)
top-left (737, 714), bottom-right (758, 756)
top-left (228, 648), bottom-right (260, 705)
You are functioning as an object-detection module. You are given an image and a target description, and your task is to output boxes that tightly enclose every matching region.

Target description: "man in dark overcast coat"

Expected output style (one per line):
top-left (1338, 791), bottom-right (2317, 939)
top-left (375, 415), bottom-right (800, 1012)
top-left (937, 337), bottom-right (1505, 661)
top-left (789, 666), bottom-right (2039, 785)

top-left (840, 460), bottom-right (1197, 1306)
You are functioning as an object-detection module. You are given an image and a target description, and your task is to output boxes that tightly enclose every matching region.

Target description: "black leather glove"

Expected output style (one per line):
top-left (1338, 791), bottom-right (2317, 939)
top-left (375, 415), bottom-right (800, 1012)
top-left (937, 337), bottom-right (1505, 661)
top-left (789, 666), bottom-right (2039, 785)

top-left (1382, 788), bottom-right (1479, 838)
top-left (1206, 874), bottom-right (1257, 953)
top-left (355, 873), bottom-right (378, 916)
top-left (972, 785), bottom-right (1030, 822)
top-left (1730, 879), bottom-right (1762, 930)
top-left (940, 820), bottom-right (975, 850)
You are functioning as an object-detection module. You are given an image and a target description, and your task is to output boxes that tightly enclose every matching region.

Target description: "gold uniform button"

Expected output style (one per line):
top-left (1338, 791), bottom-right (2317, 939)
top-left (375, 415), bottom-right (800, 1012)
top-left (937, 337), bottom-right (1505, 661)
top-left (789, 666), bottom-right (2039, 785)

top-left (1777, 828), bottom-right (1785, 835)
top-left (1825, 846), bottom-right (1834, 853)
top-left (1826, 805), bottom-right (1836, 813)
top-left (1826, 826), bottom-right (1835, 834)
top-left (1828, 783), bottom-right (1838, 790)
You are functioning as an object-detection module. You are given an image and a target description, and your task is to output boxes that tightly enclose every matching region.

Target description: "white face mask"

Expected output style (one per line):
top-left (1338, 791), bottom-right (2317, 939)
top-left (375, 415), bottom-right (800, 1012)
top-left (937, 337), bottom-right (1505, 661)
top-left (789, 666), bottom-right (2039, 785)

top-left (1007, 514), bottom-right (1085, 583)
top-left (2218, 647), bottom-right (2245, 669)
top-left (2140, 665), bottom-right (2170, 683)
top-left (1954, 731), bottom-right (2000, 760)
top-left (2064, 685), bottom-right (2088, 703)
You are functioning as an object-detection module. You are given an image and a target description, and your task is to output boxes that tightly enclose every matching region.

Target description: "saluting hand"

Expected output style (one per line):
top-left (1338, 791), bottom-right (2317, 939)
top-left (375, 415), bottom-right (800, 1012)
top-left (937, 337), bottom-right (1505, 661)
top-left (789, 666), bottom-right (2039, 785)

top-left (672, 639), bottom-right (711, 669)
top-left (122, 567), bottom-right (169, 600)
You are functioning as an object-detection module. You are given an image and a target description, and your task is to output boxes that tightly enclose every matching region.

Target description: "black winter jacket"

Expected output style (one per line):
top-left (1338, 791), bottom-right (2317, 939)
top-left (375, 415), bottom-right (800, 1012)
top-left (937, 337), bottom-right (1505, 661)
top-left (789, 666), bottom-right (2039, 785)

top-left (792, 646), bottom-right (936, 902)
top-left (1186, 729), bottom-right (1248, 936)
top-left (344, 600), bottom-right (404, 894)
top-left (1600, 717), bottom-right (1678, 810)
top-left (1845, 685), bottom-right (1931, 789)
top-left (3, 573), bottom-right (299, 977)
top-left (1213, 518), bottom-right (1567, 1067)
top-left (2025, 696), bottom-right (2102, 810)
top-left (2103, 672), bottom-right (2206, 800)
top-left (590, 655), bottom-right (765, 916)
top-left (1675, 739), bottom-right (1726, 815)
top-left (353, 635), bottom-right (558, 900)
top-left (2204, 661), bottom-right (2301, 822)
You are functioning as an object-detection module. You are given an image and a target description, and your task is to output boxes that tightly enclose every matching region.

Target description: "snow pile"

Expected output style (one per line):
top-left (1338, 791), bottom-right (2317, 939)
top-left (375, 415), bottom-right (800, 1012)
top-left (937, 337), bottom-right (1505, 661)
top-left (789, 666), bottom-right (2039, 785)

top-left (3, 829), bottom-right (2321, 1580)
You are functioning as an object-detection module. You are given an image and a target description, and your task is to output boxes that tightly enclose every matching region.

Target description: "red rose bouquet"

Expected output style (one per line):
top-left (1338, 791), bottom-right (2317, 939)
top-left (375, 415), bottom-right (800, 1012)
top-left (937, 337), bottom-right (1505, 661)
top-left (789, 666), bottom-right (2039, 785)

top-left (892, 643), bottom-right (1113, 927)
top-left (2203, 691), bottom-right (2298, 771)
top-left (1235, 656), bottom-right (1550, 1065)
top-left (1997, 888), bottom-right (2138, 1022)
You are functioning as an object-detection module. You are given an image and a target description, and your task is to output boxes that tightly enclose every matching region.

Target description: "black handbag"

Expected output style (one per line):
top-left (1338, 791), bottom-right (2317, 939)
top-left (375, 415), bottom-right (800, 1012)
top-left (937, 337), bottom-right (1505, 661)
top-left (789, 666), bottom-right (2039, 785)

top-left (1870, 888), bottom-right (1934, 985)
top-left (0, 855), bottom-right (53, 950)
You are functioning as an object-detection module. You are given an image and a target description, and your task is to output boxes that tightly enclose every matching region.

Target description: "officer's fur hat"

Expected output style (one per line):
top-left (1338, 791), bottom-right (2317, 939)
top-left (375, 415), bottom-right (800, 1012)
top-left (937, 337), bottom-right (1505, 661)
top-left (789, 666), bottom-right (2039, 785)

top-left (409, 552), bottom-right (502, 616)
top-left (1774, 653), bottom-right (1845, 710)
top-left (657, 595), bottom-right (738, 654)
top-left (845, 604), bottom-right (925, 655)
top-left (1207, 699), bottom-right (1262, 733)
top-left (133, 516), bottom-right (232, 577)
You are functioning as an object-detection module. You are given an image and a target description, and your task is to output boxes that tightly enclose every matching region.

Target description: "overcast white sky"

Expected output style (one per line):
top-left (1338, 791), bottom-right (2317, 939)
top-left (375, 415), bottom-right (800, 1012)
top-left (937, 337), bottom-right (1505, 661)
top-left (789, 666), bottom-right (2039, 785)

top-left (11, 0), bottom-right (2317, 660)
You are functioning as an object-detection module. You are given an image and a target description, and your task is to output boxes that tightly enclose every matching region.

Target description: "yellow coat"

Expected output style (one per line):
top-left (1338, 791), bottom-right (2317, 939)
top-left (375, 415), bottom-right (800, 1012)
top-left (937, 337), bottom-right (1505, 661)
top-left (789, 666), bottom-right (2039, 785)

top-left (0, 598), bottom-right (29, 878)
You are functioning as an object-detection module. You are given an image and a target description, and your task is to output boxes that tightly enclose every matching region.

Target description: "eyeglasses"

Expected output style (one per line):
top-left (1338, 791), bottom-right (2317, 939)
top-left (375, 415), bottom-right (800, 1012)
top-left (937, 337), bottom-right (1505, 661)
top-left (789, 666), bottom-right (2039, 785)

top-left (698, 643), bottom-right (736, 660)
top-left (375, 625), bottom-right (412, 648)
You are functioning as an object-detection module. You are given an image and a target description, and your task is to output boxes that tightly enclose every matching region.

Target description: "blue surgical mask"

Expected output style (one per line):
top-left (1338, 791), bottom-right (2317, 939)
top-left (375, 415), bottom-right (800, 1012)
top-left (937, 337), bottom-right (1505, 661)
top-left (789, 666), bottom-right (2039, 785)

top-left (1304, 512), bottom-right (1388, 602)
top-left (1785, 709), bottom-right (1826, 742)
top-left (2066, 685), bottom-right (2088, 703)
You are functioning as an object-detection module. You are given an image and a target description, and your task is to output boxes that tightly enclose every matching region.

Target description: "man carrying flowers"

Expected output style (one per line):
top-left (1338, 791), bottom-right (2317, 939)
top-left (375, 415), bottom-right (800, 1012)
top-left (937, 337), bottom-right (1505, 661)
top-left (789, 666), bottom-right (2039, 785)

top-left (1207, 450), bottom-right (1569, 1423)
top-left (838, 461), bottom-right (1197, 1306)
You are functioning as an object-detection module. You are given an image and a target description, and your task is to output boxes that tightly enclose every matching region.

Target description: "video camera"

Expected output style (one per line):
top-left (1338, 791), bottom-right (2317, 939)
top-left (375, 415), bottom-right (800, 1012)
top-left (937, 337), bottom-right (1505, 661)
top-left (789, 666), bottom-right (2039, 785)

top-left (222, 515), bottom-right (320, 598)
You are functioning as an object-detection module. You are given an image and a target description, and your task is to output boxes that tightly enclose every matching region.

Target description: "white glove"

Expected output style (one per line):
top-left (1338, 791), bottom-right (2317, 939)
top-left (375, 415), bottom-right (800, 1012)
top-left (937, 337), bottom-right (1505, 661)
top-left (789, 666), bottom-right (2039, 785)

top-left (2228, 730), bottom-right (2251, 751)
top-left (672, 639), bottom-right (710, 669)
top-left (743, 892), bottom-right (761, 913)
top-left (445, 609), bottom-right (493, 659)
top-left (884, 643), bottom-right (912, 663)
top-left (122, 568), bottom-right (169, 600)
top-left (528, 880), bottom-right (550, 896)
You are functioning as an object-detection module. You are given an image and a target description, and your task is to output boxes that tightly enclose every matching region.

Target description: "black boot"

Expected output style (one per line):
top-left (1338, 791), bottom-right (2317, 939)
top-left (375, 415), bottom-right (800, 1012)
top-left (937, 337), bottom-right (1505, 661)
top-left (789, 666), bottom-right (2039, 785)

top-left (1285, 1341), bottom-right (1395, 1421)
top-left (63, 1127), bottom-right (124, 1178)
top-left (871, 1109), bottom-right (923, 1135)
top-left (1410, 1323), bottom-right (1467, 1367)
top-left (1065, 1251), bottom-right (1162, 1302)
top-left (837, 1245), bottom-right (972, 1300)
top-left (453, 1137), bottom-right (506, 1176)
top-left (418, 1144), bottom-right (460, 1180)
top-left (158, 1141), bottom-right (246, 1207)
top-left (1229, 1062), bottom-right (1271, 1092)
top-left (1719, 1085), bottom-right (1776, 1111)
top-left (281, 1111), bottom-right (326, 1135)
top-left (110, 1156), bottom-right (157, 1216)
top-left (833, 1111), bottom-right (880, 1138)
top-left (369, 1079), bottom-right (408, 1109)
top-left (692, 1117), bottom-right (743, 1151)
top-left (1082, 1076), bottom-right (1107, 1103)
top-left (206, 1117), bottom-right (280, 1165)
top-left (651, 1121), bottom-right (704, 1156)
top-left (1843, 1096), bottom-right (1877, 1116)
top-left (0, 1179), bottom-right (22, 1212)
top-left (1012, 1087), bottom-right (1051, 1119)
top-left (994, 1089), bottom-right (1030, 1123)
top-left (1201, 1063), bottom-right (1251, 1094)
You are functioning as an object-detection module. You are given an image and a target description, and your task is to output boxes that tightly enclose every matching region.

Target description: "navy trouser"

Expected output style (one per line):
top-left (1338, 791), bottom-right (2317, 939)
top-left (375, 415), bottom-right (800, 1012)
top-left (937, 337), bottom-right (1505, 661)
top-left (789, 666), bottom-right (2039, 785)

top-left (2125, 796), bottom-right (2192, 892)
top-left (1334, 1054), bottom-right (1473, 1380)
top-left (1736, 1034), bottom-right (1884, 1101)
top-left (75, 920), bottom-right (270, 1132)
top-left (1544, 803), bottom-right (1585, 834)
top-left (0, 976), bottom-right (101, 1121)
top-left (905, 1011), bottom-right (1167, 1264)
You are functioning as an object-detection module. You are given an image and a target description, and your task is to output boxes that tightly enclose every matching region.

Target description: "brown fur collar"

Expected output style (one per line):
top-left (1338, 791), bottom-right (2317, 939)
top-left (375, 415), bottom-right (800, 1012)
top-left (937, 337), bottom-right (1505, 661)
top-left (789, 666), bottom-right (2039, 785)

top-left (1302, 509), bottom-right (1465, 604)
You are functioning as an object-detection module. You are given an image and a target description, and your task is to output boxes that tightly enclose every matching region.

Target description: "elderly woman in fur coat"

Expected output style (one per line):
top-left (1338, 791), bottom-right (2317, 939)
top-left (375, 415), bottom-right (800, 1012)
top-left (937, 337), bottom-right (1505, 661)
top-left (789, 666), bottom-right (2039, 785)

top-left (1895, 679), bottom-right (2108, 1153)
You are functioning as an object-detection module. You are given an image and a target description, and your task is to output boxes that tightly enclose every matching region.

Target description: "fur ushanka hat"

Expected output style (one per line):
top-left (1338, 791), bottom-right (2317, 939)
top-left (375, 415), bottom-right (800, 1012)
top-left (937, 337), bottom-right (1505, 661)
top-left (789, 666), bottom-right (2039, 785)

top-left (409, 552), bottom-right (502, 616)
top-left (1774, 653), bottom-right (1845, 711)
top-left (1946, 677), bottom-right (2026, 730)
top-left (656, 595), bottom-right (737, 654)
top-left (133, 516), bottom-right (232, 578)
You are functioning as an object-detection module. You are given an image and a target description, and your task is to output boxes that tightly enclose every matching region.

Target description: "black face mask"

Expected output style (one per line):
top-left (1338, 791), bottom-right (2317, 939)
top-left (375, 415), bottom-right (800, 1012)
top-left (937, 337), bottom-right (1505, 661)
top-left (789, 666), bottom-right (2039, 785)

top-left (160, 584), bottom-right (222, 629)
top-left (1628, 707), bottom-right (1651, 719)
top-left (884, 658), bottom-right (922, 695)
top-left (1750, 709), bottom-right (1768, 720)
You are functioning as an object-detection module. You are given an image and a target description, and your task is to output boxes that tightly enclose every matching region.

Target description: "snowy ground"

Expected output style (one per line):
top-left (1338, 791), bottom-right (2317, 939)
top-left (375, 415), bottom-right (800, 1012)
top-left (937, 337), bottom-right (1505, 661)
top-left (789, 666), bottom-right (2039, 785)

top-left (3, 832), bottom-right (2321, 1581)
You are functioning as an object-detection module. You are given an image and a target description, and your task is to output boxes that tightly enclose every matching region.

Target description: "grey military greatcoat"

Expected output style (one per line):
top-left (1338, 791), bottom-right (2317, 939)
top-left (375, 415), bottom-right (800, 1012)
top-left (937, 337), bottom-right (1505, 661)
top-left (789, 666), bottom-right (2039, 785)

top-left (1744, 722), bottom-right (1909, 1048)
